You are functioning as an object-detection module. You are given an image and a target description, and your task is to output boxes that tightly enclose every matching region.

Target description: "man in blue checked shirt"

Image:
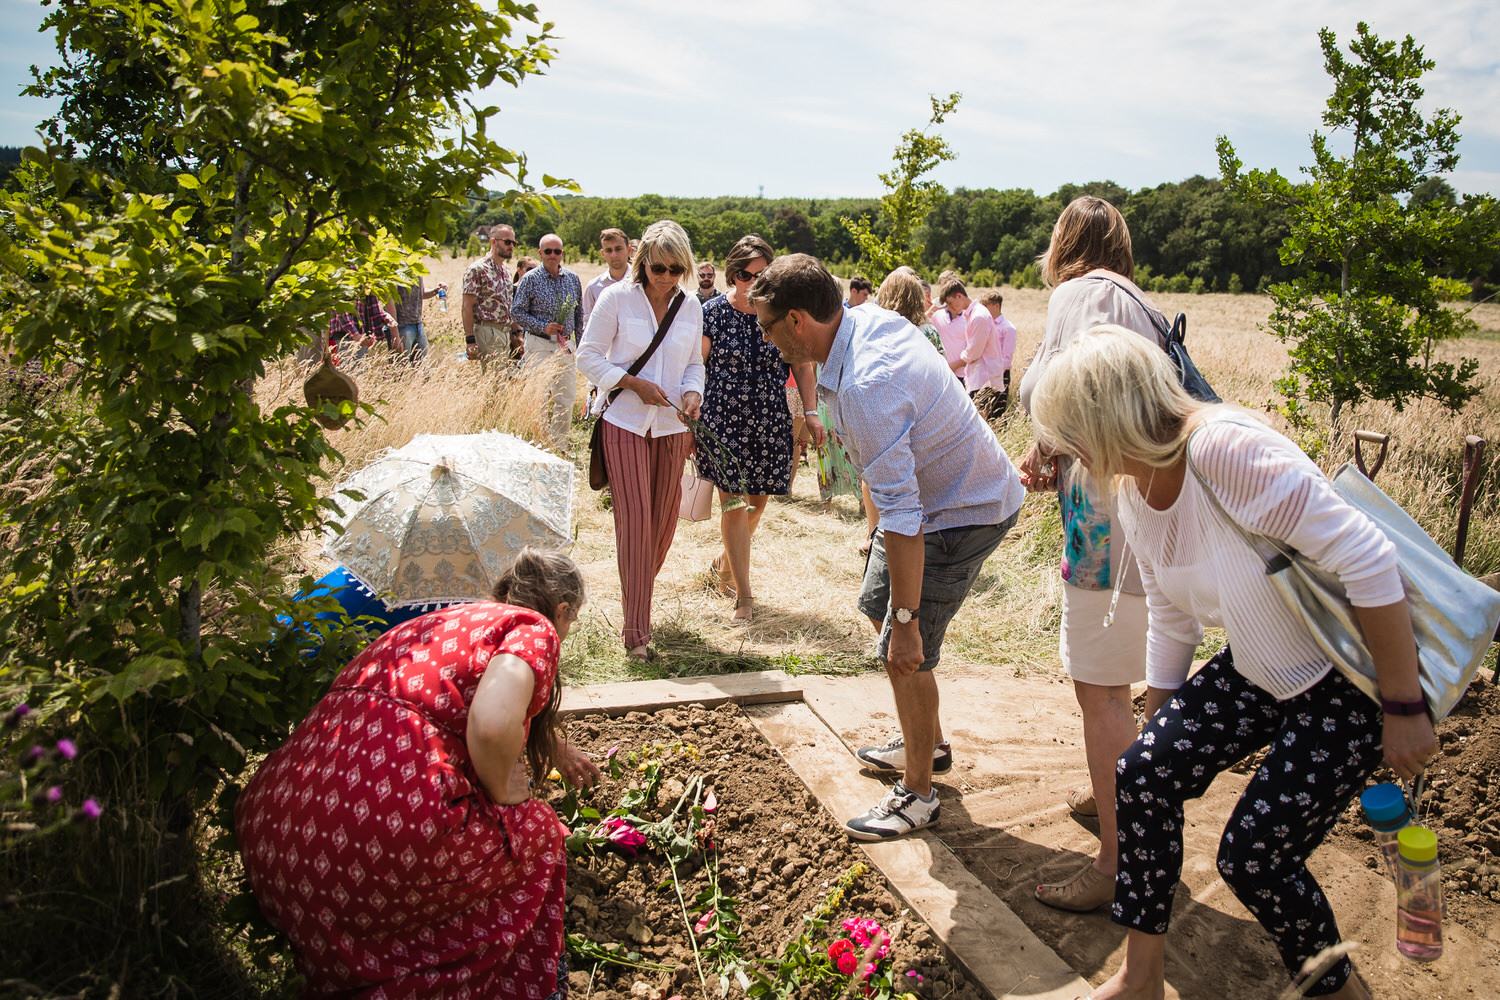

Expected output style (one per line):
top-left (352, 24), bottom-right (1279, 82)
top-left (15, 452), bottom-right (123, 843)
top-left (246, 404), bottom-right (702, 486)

top-left (514, 232), bottom-right (585, 452)
top-left (751, 254), bottom-right (1025, 841)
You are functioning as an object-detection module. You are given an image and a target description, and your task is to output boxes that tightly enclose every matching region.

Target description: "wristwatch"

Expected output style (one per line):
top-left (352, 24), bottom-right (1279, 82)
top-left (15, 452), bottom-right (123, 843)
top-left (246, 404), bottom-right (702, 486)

top-left (892, 606), bottom-right (919, 626)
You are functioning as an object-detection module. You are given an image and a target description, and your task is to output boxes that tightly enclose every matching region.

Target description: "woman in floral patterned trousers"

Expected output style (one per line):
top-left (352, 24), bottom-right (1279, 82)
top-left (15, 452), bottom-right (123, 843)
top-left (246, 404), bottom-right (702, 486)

top-left (1029, 327), bottom-right (1435, 1000)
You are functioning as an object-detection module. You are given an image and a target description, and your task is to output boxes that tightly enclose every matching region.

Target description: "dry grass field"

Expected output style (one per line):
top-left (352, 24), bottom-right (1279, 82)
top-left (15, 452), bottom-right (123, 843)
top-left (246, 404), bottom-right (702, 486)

top-left (259, 253), bottom-right (1500, 690)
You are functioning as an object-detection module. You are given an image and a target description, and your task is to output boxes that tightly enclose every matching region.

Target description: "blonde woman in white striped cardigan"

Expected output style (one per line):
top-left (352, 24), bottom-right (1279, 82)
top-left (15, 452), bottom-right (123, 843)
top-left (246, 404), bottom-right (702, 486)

top-left (1030, 326), bottom-right (1435, 1000)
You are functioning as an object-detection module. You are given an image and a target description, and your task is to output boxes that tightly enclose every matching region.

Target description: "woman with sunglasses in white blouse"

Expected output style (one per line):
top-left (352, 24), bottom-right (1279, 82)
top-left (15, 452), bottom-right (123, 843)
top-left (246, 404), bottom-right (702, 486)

top-left (577, 220), bottom-right (706, 662)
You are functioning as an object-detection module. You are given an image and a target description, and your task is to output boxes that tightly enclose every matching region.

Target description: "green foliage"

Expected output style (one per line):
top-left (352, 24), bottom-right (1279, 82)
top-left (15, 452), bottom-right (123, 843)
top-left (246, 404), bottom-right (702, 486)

top-left (841, 92), bottom-right (962, 280)
top-left (1009, 263), bottom-right (1042, 289)
top-left (0, 0), bottom-right (571, 991)
top-left (465, 232), bottom-right (483, 256)
top-left (1219, 22), bottom-right (1500, 425)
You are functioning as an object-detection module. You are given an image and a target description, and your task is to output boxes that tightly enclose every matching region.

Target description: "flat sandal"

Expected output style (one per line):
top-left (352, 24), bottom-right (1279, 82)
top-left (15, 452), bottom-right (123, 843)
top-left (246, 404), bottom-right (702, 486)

top-left (1035, 862), bottom-right (1114, 912)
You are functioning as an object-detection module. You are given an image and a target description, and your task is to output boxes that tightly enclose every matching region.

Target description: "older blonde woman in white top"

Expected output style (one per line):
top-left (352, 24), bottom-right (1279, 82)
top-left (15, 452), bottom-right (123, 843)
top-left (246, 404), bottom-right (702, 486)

top-left (1030, 325), bottom-right (1434, 1000)
top-left (577, 220), bottom-right (705, 662)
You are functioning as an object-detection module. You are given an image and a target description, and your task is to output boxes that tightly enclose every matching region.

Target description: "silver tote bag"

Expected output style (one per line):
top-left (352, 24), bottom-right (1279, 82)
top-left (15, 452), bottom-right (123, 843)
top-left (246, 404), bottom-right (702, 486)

top-left (1190, 456), bottom-right (1500, 720)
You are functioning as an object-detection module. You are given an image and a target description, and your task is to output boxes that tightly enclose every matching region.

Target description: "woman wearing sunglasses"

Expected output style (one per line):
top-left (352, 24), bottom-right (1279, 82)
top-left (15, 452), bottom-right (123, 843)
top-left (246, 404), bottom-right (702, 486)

top-left (696, 234), bottom-right (825, 623)
top-left (1030, 326), bottom-right (1432, 1000)
top-left (577, 220), bottom-right (706, 661)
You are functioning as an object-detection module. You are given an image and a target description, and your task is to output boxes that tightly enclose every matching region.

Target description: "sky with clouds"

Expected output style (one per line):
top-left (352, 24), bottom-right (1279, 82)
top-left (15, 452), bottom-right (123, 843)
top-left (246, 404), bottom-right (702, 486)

top-left (2, 0), bottom-right (1496, 200)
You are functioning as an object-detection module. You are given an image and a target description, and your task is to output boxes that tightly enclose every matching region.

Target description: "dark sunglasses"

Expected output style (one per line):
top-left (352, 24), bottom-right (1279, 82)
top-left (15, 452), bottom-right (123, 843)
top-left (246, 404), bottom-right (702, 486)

top-left (491, 237), bottom-right (516, 246)
top-left (540, 248), bottom-right (563, 256)
top-left (649, 262), bottom-right (687, 276)
top-left (734, 268), bottom-right (764, 283)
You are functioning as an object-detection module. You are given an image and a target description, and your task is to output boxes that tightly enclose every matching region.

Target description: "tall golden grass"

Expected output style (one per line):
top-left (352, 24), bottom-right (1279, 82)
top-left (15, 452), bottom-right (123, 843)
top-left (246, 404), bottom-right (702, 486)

top-left (263, 256), bottom-right (1500, 684)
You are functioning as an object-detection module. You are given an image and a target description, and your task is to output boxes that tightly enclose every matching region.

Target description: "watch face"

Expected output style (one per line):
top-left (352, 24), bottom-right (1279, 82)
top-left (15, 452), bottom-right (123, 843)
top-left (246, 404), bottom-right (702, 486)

top-left (894, 607), bottom-right (915, 625)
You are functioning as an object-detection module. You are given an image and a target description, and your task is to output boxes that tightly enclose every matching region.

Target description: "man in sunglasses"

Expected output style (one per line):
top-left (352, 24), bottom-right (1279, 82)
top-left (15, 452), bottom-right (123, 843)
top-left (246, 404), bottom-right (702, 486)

top-left (463, 225), bottom-right (516, 371)
top-left (514, 233), bottom-right (585, 451)
top-left (695, 263), bottom-right (720, 305)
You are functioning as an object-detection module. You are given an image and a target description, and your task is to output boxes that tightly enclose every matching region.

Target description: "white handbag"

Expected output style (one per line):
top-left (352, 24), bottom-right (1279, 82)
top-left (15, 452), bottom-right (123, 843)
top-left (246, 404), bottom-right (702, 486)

top-left (1190, 452), bottom-right (1500, 721)
top-left (679, 459), bottom-right (714, 522)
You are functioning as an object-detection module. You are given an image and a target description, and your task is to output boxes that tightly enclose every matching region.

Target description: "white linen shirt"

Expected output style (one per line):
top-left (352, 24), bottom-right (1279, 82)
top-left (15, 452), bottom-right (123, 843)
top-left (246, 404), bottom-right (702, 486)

top-left (576, 281), bottom-right (705, 439)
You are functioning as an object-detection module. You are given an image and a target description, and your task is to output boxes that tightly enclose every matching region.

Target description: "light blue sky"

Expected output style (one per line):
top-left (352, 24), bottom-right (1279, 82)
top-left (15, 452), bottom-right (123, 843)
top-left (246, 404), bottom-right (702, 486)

top-left (4, 0), bottom-right (1497, 199)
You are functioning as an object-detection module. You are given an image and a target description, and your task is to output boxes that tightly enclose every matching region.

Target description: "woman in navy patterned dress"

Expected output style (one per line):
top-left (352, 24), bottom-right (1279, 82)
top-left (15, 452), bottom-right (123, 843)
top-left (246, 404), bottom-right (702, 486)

top-left (697, 235), bottom-right (825, 623)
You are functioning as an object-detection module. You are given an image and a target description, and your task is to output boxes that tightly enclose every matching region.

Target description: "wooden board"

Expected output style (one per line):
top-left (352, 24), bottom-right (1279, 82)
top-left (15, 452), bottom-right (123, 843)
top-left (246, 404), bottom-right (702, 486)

top-left (560, 669), bottom-right (802, 718)
top-left (745, 700), bottom-right (1092, 1000)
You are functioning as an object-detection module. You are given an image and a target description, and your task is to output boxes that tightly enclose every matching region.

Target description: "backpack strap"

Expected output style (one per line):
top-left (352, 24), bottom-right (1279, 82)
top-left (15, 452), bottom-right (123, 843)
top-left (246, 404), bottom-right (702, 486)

top-left (1085, 274), bottom-right (1171, 343)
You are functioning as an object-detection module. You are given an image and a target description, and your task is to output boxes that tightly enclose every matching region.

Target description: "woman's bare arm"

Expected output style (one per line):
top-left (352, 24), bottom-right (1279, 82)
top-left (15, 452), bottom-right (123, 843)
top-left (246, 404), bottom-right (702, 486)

top-left (467, 653), bottom-right (536, 804)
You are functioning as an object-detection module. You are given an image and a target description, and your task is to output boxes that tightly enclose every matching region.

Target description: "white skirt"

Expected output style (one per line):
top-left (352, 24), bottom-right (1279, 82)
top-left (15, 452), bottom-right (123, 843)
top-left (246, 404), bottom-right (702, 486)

top-left (1060, 583), bottom-right (1148, 685)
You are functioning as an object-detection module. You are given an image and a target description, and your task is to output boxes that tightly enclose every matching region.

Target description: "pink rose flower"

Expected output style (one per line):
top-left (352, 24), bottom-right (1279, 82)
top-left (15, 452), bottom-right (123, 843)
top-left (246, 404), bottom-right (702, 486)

top-left (599, 816), bottom-right (646, 857)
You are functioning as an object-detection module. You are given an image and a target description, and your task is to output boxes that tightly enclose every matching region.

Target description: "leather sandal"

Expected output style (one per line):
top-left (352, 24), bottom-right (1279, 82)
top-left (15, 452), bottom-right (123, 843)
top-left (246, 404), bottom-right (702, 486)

top-left (709, 555), bottom-right (736, 598)
top-left (1066, 786), bottom-right (1098, 816)
top-left (729, 596), bottom-right (753, 626)
top-left (1035, 863), bottom-right (1114, 912)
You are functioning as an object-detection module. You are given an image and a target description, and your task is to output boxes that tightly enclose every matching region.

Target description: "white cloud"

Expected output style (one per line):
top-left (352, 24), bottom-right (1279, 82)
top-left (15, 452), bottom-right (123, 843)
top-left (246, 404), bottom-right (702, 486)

top-left (1, 0), bottom-right (1494, 197)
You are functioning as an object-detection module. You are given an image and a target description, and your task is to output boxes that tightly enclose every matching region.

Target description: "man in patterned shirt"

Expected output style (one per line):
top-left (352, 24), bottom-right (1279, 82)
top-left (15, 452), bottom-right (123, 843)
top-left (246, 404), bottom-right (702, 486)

top-left (463, 225), bottom-right (516, 370)
top-left (513, 233), bottom-right (584, 451)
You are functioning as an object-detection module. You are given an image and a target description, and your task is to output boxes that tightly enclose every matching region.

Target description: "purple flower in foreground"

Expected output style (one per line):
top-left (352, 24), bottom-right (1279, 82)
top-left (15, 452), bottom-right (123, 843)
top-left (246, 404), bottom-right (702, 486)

top-left (2, 703), bottom-right (28, 728)
top-left (44, 786), bottom-right (64, 805)
top-left (24, 745), bottom-right (46, 764)
top-left (53, 739), bottom-right (78, 761)
top-left (599, 816), bottom-right (646, 857)
top-left (73, 799), bottom-right (102, 822)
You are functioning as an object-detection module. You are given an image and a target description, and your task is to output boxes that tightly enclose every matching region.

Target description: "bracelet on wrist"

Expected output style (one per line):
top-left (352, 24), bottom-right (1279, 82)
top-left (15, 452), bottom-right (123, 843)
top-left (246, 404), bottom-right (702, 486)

top-left (804, 410), bottom-right (819, 417)
top-left (1380, 696), bottom-right (1428, 716)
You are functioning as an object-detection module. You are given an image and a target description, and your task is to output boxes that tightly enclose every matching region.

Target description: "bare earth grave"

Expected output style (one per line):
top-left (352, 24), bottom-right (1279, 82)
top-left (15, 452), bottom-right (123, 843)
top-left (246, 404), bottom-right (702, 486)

top-left (561, 668), bottom-right (1500, 999)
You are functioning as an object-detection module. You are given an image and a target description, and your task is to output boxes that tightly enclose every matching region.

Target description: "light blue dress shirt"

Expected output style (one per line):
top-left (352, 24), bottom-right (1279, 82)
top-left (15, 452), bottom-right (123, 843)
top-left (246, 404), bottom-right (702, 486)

top-left (817, 305), bottom-right (1024, 536)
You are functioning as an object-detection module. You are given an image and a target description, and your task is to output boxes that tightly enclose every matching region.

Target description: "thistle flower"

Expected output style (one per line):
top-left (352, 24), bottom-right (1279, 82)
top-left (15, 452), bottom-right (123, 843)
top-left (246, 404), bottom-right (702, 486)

top-left (73, 799), bottom-right (102, 822)
top-left (2, 703), bottom-right (28, 729)
top-left (53, 739), bottom-right (78, 762)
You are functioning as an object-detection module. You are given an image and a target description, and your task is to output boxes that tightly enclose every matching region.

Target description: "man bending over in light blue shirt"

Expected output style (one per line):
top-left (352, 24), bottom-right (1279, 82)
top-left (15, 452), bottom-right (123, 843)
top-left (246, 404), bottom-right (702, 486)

top-left (750, 254), bottom-right (1025, 840)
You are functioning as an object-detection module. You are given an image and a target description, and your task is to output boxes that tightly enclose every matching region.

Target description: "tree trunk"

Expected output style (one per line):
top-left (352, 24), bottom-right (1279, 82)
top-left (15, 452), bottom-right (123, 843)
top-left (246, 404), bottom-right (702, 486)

top-left (178, 579), bottom-right (201, 657)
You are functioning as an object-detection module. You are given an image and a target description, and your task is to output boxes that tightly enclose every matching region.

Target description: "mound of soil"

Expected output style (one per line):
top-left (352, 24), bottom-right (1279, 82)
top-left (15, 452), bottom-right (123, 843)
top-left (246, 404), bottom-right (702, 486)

top-left (550, 703), bottom-right (983, 1000)
top-left (1328, 671), bottom-right (1500, 901)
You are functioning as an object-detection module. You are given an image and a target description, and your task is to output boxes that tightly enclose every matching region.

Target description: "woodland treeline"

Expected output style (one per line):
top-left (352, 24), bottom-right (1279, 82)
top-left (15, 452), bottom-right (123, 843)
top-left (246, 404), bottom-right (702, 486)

top-left (466, 174), bottom-right (1497, 296)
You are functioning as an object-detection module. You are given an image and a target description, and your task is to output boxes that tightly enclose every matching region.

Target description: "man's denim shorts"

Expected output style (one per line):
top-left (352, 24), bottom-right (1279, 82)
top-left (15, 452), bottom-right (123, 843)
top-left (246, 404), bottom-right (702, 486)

top-left (857, 511), bottom-right (1018, 672)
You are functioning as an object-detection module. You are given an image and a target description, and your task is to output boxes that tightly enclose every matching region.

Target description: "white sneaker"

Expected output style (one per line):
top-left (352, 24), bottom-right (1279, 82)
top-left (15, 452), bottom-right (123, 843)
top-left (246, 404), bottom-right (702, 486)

top-left (843, 782), bottom-right (940, 841)
top-left (854, 736), bottom-right (953, 774)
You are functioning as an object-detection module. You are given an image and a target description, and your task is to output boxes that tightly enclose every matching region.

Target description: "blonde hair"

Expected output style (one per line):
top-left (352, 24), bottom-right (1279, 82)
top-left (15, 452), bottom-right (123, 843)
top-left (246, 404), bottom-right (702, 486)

top-left (490, 547), bottom-right (586, 774)
top-left (1029, 326), bottom-right (1211, 497)
top-left (1038, 196), bottom-right (1134, 287)
top-left (630, 219), bottom-right (696, 288)
top-left (876, 269), bottom-right (927, 327)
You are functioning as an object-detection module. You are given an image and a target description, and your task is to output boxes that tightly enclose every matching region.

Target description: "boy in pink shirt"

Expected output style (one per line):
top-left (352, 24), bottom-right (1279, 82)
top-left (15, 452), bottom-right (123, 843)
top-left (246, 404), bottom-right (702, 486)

top-left (939, 278), bottom-right (1012, 420)
top-left (977, 290), bottom-right (1016, 417)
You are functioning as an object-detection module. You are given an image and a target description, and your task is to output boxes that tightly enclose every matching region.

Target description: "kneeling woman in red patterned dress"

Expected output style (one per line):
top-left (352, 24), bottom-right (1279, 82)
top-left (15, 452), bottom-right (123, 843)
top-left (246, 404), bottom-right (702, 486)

top-left (236, 549), bottom-right (599, 1000)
